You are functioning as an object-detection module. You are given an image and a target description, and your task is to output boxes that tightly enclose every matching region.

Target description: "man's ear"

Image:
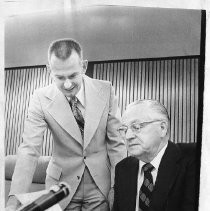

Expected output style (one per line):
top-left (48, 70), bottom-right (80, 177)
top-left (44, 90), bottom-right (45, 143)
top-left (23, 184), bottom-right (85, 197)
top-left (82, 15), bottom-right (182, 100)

top-left (46, 64), bottom-right (54, 80)
top-left (160, 121), bottom-right (168, 137)
top-left (82, 60), bottom-right (88, 74)
top-left (46, 64), bottom-right (51, 73)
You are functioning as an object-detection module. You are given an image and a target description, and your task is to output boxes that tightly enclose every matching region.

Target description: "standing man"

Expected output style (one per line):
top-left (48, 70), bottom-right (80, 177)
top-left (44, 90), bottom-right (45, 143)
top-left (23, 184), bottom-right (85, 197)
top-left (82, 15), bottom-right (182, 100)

top-left (6, 38), bottom-right (127, 211)
top-left (113, 99), bottom-right (198, 211)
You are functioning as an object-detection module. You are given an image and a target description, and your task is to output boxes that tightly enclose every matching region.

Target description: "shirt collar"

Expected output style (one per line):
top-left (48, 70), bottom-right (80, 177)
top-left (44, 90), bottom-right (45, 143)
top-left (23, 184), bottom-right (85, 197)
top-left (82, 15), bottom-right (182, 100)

top-left (75, 79), bottom-right (85, 107)
top-left (139, 142), bottom-right (168, 172)
top-left (150, 142), bottom-right (168, 171)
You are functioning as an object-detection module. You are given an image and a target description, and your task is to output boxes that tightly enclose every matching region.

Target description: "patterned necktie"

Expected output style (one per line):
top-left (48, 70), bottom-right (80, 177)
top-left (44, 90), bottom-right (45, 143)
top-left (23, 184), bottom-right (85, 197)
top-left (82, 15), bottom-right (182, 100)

top-left (139, 163), bottom-right (154, 211)
top-left (69, 96), bottom-right (85, 139)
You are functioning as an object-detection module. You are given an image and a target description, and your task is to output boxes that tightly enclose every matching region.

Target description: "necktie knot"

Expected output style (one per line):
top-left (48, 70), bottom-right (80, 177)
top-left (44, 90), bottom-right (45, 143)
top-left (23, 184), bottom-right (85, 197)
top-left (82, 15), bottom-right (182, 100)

top-left (142, 163), bottom-right (154, 173)
top-left (70, 96), bottom-right (78, 108)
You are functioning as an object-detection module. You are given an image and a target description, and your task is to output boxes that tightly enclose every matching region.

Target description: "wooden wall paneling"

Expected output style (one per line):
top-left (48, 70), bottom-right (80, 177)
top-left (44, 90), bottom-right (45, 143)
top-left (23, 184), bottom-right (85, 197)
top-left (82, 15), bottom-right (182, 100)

top-left (173, 59), bottom-right (177, 142)
top-left (15, 70), bottom-right (23, 149)
top-left (153, 61), bottom-right (157, 100)
top-left (128, 62), bottom-right (133, 104)
top-left (5, 67), bottom-right (54, 155)
top-left (126, 62), bottom-right (131, 108)
top-left (9, 70), bottom-right (18, 154)
top-left (144, 61), bottom-right (148, 99)
top-left (133, 62), bottom-right (138, 101)
top-left (195, 58), bottom-right (199, 141)
top-left (91, 57), bottom-right (201, 143)
top-left (170, 59), bottom-right (175, 142)
top-left (7, 70), bottom-right (14, 154)
top-left (4, 70), bottom-right (10, 154)
top-left (148, 61), bottom-right (153, 100)
top-left (163, 60), bottom-right (168, 113)
top-left (141, 61), bottom-right (145, 100)
top-left (182, 59), bottom-right (187, 142)
top-left (156, 60), bottom-right (161, 101)
top-left (190, 59), bottom-right (195, 142)
top-left (119, 62), bottom-right (125, 113)
top-left (186, 59), bottom-right (191, 143)
top-left (159, 60), bottom-right (164, 103)
top-left (5, 56), bottom-right (199, 155)
top-left (178, 59), bottom-right (183, 143)
top-left (18, 68), bottom-right (26, 148)
top-left (166, 60), bottom-right (171, 119)
top-left (106, 63), bottom-right (110, 83)
top-left (5, 70), bottom-right (12, 154)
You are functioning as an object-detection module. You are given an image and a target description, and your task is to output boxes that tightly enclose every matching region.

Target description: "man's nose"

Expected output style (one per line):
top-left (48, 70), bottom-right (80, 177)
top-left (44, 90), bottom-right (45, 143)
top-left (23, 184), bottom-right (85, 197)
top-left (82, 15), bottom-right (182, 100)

top-left (64, 79), bottom-right (72, 89)
top-left (125, 128), bottom-right (135, 140)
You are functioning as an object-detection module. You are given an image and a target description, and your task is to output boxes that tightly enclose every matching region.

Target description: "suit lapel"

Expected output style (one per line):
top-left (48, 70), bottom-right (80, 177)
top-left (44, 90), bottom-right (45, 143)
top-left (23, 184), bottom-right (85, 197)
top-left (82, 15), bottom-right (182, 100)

top-left (83, 76), bottom-right (108, 149)
top-left (45, 85), bottom-right (83, 145)
top-left (150, 141), bottom-right (182, 210)
top-left (123, 157), bottom-right (139, 211)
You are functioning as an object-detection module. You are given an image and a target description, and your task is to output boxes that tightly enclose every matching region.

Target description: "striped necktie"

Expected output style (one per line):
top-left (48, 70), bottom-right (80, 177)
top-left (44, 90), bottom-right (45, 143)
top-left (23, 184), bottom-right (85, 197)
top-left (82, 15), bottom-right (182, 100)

top-left (139, 163), bottom-right (154, 211)
top-left (69, 96), bottom-right (85, 139)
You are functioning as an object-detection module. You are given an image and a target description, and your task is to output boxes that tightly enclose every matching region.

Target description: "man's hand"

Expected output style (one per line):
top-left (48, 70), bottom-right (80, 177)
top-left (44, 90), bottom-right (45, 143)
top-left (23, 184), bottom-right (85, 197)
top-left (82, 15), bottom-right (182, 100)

top-left (6, 195), bottom-right (21, 211)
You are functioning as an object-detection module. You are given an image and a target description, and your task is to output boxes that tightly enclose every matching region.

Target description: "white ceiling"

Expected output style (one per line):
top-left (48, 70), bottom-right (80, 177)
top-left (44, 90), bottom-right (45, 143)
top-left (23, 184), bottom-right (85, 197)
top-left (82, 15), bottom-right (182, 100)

top-left (3, 0), bottom-right (205, 17)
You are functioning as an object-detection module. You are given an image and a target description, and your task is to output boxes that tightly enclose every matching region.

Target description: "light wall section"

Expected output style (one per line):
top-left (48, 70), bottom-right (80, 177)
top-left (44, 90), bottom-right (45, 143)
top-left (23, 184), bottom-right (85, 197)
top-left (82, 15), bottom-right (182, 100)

top-left (5, 6), bottom-right (201, 67)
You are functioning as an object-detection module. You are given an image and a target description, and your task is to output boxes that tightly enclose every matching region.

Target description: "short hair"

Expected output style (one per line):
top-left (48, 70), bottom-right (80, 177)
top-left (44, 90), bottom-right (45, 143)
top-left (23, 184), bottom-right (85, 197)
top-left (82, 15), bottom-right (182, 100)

top-left (127, 99), bottom-right (170, 122)
top-left (48, 38), bottom-right (82, 61)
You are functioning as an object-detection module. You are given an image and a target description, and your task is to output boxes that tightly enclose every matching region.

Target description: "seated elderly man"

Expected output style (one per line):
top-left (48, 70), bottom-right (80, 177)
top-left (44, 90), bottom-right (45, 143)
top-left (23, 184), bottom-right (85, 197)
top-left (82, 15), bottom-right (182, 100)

top-left (113, 99), bottom-right (198, 211)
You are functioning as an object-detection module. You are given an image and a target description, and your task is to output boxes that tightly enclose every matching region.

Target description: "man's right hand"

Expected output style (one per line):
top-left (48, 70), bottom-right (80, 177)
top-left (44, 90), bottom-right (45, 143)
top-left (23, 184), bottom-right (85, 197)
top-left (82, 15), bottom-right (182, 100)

top-left (6, 195), bottom-right (21, 211)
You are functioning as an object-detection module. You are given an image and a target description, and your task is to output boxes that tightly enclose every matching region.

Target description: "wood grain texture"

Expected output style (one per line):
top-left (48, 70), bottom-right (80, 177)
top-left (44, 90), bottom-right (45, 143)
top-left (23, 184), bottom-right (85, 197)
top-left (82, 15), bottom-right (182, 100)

top-left (5, 56), bottom-right (199, 155)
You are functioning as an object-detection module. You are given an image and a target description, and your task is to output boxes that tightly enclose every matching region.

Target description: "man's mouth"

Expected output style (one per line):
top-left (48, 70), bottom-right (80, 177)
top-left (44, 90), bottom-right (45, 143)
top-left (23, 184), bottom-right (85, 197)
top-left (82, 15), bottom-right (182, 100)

top-left (64, 86), bottom-right (75, 91)
top-left (128, 143), bottom-right (140, 148)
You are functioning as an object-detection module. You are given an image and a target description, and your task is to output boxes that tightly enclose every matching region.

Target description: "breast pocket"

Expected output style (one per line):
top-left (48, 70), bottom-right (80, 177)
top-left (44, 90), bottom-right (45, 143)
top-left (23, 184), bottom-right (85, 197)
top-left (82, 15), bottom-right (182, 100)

top-left (46, 162), bottom-right (62, 181)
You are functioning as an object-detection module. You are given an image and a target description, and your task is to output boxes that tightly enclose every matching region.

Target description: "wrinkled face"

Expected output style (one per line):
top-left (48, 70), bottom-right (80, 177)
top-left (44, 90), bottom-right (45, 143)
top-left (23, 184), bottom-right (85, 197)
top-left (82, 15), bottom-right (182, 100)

top-left (49, 50), bottom-right (87, 98)
top-left (121, 105), bottom-right (168, 162)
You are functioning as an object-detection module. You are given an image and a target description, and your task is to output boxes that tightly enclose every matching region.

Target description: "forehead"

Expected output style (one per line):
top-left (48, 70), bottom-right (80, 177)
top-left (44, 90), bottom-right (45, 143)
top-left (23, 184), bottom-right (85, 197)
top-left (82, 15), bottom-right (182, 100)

top-left (49, 51), bottom-right (81, 72)
top-left (122, 104), bottom-right (157, 124)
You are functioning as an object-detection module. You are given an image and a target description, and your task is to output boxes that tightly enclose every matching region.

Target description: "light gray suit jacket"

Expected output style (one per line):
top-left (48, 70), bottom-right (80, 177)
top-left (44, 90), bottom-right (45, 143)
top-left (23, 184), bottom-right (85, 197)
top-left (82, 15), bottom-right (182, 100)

top-left (9, 75), bottom-right (127, 210)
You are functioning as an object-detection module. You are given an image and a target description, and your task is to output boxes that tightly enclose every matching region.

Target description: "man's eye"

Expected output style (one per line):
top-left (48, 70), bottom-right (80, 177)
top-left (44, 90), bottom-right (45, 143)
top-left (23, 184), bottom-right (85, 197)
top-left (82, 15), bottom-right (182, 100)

top-left (68, 73), bottom-right (79, 79)
top-left (56, 76), bottom-right (65, 80)
top-left (131, 124), bottom-right (141, 130)
top-left (118, 127), bottom-right (127, 132)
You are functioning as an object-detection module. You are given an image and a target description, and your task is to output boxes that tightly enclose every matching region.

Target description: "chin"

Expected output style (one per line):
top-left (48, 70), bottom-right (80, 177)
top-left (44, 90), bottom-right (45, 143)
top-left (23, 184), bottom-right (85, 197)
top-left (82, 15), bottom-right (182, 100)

top-left (63, 89), bottom-right (77, 97)
top-left (64, 92), bottom-right (74, 97)
top-left (128, 146), bottom-right (144, 158)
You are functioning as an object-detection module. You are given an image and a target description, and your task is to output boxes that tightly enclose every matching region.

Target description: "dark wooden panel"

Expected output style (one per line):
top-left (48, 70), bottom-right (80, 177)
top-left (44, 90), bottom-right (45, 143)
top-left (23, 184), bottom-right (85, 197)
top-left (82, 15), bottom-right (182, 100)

top-left (93, 56), bottom-right (199, 143)
top-left (5, 56), bottom-right (199, 155)
top-left (5, 66), bottom-right (53, 155)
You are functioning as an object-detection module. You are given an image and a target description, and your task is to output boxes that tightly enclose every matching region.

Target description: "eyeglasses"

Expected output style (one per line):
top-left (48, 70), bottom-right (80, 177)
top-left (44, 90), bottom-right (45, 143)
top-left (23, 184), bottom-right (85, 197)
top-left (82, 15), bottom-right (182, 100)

top-left (117, 120), bottom-right (164, 138)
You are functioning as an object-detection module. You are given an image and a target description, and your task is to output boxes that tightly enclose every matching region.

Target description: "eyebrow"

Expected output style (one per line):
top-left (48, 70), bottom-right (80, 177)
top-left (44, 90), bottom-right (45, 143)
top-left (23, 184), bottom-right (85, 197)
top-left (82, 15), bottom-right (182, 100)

top-left (54, 72), bottom-right (79, 77)
top-left (122, 119), bottom-right (141, 125)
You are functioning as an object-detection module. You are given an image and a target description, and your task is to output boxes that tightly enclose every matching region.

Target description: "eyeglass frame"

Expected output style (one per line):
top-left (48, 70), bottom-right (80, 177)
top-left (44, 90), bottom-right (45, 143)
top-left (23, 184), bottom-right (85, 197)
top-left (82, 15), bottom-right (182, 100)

top-left (117, 119), bottom-right (166, 138)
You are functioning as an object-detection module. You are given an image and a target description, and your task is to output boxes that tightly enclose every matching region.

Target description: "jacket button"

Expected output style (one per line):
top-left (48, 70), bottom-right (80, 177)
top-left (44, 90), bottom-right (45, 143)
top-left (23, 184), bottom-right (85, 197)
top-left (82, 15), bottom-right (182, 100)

top-left (84, 156), bottom-right (86, 159)
top-left (77, 176), bottom-right (80, 180)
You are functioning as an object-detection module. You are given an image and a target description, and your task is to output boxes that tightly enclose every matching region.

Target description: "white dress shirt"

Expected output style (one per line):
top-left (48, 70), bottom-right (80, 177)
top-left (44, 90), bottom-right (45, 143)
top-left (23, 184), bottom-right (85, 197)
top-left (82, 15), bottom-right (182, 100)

top-left (135, 143), bottom-right (168, 211)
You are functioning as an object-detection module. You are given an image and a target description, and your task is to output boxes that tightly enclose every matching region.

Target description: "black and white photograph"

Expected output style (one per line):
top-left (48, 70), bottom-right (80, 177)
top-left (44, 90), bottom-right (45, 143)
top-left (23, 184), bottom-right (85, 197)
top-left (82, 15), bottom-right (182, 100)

top-left (2, 1), bottom-right (210, 211)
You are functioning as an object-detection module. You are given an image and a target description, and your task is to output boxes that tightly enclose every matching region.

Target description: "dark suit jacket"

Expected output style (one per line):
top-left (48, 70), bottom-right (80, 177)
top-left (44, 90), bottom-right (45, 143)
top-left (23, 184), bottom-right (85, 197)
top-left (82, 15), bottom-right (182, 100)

top-left (113, 141), bottom-right (199, 211)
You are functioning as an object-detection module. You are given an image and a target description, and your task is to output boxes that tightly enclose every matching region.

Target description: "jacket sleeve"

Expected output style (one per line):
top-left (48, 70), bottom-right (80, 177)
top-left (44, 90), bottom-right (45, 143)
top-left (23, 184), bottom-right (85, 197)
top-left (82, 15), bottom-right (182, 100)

top-left (112, 163), bottom-right (120, 211)
top-left (181, 154), bottom-right (198, 211)
top-left (106, 84), bottom-right (127, 187)
top-left (9, 90), bottom-right (47, 196)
